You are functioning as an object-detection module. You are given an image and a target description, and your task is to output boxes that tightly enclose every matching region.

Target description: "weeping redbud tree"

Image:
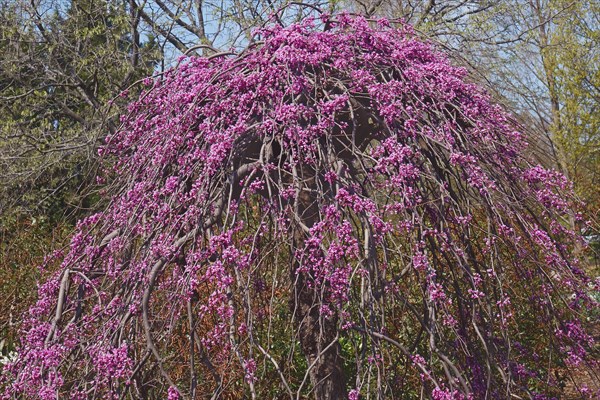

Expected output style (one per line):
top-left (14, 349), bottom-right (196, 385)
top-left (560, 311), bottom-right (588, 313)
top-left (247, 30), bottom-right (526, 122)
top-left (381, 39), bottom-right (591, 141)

top-left (3, 14), bottom-right (598, 400)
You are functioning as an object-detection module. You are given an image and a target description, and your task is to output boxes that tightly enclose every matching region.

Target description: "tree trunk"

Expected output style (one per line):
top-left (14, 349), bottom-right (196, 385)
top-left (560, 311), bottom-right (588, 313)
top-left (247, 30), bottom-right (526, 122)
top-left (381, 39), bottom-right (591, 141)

top-left (291, 170), bottom-right (347, 399)
top-left (294, 273), bottom-right (346, 399)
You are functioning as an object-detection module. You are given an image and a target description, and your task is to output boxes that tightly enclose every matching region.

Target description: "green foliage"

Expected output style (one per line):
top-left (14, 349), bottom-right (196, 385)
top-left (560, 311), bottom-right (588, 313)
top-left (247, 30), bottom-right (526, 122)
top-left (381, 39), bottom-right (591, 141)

top-left (549, 0), bottom-right (600, 210)
top-left (0, 0), bottom-right (158, 221)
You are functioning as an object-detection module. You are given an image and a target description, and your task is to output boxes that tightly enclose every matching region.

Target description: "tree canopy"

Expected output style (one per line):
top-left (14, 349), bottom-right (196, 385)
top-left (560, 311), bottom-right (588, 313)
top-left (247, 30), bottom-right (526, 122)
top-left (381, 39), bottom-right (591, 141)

top-left (2, 14), bottom-right (597, 400)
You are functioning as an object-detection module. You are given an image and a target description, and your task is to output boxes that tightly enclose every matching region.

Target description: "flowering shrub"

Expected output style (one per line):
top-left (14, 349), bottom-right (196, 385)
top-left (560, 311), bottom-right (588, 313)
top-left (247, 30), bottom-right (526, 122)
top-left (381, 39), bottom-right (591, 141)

top-left (2, 14), bottom-right (597, 399)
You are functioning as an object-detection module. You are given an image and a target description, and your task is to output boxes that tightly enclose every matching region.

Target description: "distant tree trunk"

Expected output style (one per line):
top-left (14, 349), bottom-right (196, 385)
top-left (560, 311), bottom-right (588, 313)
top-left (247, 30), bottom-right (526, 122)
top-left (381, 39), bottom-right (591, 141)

top-left (532, 0), bottom-right (570, 178)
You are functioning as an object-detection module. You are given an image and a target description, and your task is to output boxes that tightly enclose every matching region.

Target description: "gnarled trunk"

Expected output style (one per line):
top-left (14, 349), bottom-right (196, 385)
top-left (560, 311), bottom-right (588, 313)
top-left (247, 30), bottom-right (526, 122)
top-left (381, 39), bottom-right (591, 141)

top-left (294, 277), bottom-right (346, 399)
top-left (291, 170), bottom-right (347, 399)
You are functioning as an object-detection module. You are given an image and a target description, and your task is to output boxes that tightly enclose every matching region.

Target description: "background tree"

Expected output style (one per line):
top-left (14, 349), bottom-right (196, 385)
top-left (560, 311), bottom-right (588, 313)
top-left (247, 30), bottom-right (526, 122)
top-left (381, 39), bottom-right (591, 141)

top-left (0, 0), bottom-right (158, 218)
top-left (2, 15), bottom-right (597, 399)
